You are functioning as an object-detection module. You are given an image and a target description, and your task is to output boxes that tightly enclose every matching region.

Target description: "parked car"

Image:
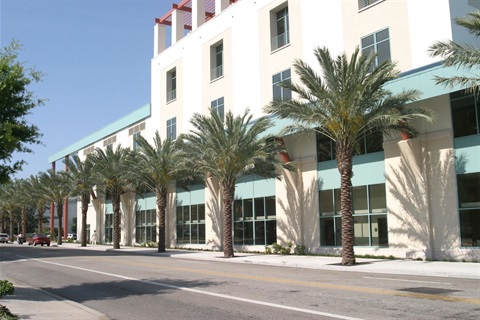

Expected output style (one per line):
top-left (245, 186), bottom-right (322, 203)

top-left (28, 234), bottom-right (50, 246)
top-left (67, 233), bottom-right (77, 240)
top-left (0, 233), bottom-right (9, 243)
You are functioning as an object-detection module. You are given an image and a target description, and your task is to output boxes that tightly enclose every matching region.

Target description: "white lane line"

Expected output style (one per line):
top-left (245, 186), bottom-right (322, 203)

top-left (363, 276), bottom-right (451, 285)
top-left (21, 256), bottom-right (365, 320)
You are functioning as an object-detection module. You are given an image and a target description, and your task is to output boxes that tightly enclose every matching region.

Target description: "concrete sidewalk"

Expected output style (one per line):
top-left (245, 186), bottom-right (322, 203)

top-left (2, 242), bottom-right (479, 319)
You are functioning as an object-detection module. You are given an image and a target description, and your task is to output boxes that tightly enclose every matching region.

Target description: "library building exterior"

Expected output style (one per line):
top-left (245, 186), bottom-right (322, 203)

top-left (49, 0), bottom-right (480, 261)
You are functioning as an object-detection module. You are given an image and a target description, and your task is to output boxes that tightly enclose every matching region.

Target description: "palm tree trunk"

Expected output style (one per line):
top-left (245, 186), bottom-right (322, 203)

top-left (21, 207), bottom-right (26, 237)
top-left (81, 193), bottom-right (89, 247)
top-left (222, 183), bottom-right (235, 258)
top-left (337, 144), bottom-right (356, 265)
top-left (113, 194), bottom-right (121, 249)
top-left (57, 203), bottom-right (63, 245)
top-left (156, 187), bottom-right (167, 253)
top-left (37, 205), bottom-right (43, 234)
top-left (9, 212), bottom-right (14, 242)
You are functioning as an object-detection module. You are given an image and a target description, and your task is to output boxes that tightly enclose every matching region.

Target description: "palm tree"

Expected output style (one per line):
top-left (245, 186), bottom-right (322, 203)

top-left (65, 155), bottom-right (96, 247)
top-left (39, 169), bottom-right (73, 245)
top-left (90, 146), bottom-right (137, 249)
top-left (180, 109), bottom-right (290, 258)
top-left (25, 175), bottom-right (48, 234)
top-left (429, 10), bottom-right (480, 94)
top-left (13, 179), bottom-right (33, 238)
top-left (0, 183), bottom-right (18, 241)
top-left (135, 131), bottom-right (191, 252)
top-left (264, 47), bottom-right (433, 265)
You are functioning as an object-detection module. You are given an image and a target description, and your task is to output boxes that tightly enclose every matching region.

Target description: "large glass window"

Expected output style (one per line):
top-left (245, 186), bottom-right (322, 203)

top-left (176, 204), bottom-right (206, 244)
top-left (317, 132), bottom-right (383, 162)
top-left (211, 97), bottom-right (225, 122)
top-left (166, 117), bottom-right (176, 140)
top-left (167, 68), bottom-right (176, 102)
top-left (211, 42), bottom-right (223, 80)
top-left (319, 183), bottom-right (388, 247)
top-left (105, 212), bottom-right (113, 243)
top-left (135, 209), bottom-right (157, 244)
top-left (361, 28), bottom-right (390, 69)
top-left (234, 196), bottom-right (276, 246)
top-left (272, 69), bottom-right (291, 101)
top-left (271, 6), bottom-right (289, 51)
top-left (458, 173), bottom-right (480, 247)
top-left (450, 90), bottom-right (480, 138)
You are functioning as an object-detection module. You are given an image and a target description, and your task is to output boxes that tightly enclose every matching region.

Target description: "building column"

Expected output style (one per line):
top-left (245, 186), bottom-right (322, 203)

top-left (63, 155), bottom-right (69, 240)
top-left (154, 24), bottom-right (167, 56)
top-left (192, 0), bottom-right (206, 30)
top-left (215, 0), bottom-right (229, 14)
top-left (50, 162), bottom-right (55, 237)
top-left (172, 9), bottom-right (185, 44)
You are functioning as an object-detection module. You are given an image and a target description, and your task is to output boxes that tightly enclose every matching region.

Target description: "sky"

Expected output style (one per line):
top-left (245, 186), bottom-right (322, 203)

top-left (1, 0), bottom-right (173, 180)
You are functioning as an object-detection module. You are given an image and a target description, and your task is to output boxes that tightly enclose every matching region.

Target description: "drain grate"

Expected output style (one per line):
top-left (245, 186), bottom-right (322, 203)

top-left (398, 287), bottom-right (461, 295)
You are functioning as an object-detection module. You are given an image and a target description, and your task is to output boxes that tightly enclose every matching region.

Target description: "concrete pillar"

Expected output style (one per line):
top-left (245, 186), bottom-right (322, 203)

top-left (154, 24), bottom-right (167, 56)
top-left (192, 0), bottom-right (206, 30)
top-left (215, 0), bottom-right (229, 15)
top-left (172, 9), bottom-right (185, 44)
top-left (50, 162), bottom-right (55, 236)
top-left (63, 156), bottom-right (69, 239)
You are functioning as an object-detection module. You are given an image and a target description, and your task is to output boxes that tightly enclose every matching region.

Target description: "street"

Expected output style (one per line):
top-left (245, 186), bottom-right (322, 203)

top-left (1, 244), bottom-right (479, 319)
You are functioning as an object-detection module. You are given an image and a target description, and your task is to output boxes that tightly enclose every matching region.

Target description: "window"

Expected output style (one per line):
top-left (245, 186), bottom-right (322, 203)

top-left (129, 122), bottom-right (146, 151)
top-left (211, 97), bottom-right (224, 122)
top-left (271, 6), bottom-right (289, 51)
top-left (317, 131), bottom-right (383, 162)
top-left (135, 209), bottom-right (157, 244)
top-left (457, 173), bottom-right (480, 247)
top-left (210, 42), bottom-right (223, 80)
top-left (166, 117), bottom-right (176, 140)
top-left (105, 212), bottom-right (113, 243)
top-left (358, 0), bottom-right (381, 10)
top-left (176, 204), bottom-right (206, 244)
top-left (319, 183), bottom-right (388, 247)
top-left (103, 136), bottom-right (116, 151)
top-left (83, 146), bottom-right (94, 156)
top-left (272, 69), bottom-right (291, 101)
top-left (450, 90), bottom-right (480, 138)
top-left (234, 196), bottom-right (277, 246)
top-left (361, 28), bottom-right (391, 69)
top-left (167, 68), bottom-right (176, 102)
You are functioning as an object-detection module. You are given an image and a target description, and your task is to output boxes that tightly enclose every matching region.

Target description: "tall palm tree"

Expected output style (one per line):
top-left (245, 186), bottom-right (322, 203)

top-left (0, 183), bottom-right (18, 241)
top-left (39, 169), bottom-right (73, 245)
top-left (65, 155), bottom-right (96, 247)
top-left (264, 47), bottom-right (433, 265)
top-left (90, 146), bottom-right (137, 249)
top-left (25, 175), bottom-right (48, 234)
top-left (135, 131), bottom-right (191, 252)
top-left (429, 10), bottom-right (480, 94)
top-left (180, 109), bottom-right (290, 258)
top-left (13, 179), bottom-right (33, 238)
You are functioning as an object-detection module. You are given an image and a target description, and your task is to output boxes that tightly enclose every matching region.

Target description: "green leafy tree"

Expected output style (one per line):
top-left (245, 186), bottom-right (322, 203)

top-left (264, 47), bottom-right (433, 265)
top-left (0, 41), bottom-right (44, 183)
top-left (65, 155), bottom-right (96, 247)
top-left (180, 109), bottom-right (290, 258)
top-left (135, 131), bottom-right (191, 252)
top-left (429, 10), bottom-right (480, 94)
top-left (90, 146), bottom-right (137, 249)
top-left (39, 169), bottom-right (73, 245)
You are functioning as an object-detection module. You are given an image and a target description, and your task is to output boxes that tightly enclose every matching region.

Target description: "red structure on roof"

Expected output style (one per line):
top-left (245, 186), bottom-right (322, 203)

top-left (155, 0), bottom-right (238, 31)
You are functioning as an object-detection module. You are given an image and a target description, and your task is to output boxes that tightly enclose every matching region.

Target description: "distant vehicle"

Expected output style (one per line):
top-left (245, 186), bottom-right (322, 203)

top-left (28, 234), bottom-right (50, 246)
top-left (67, 233), bottom-right (77, 240)
top-left (0, 233), bottom-right (9, 243)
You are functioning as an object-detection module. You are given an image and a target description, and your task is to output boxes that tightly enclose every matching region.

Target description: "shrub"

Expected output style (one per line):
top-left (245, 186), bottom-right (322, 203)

top-left (0, 280), bottom-right (14, 299)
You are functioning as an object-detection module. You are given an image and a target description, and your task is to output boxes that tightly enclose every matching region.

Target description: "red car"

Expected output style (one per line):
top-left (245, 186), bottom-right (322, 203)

top-left (28, 234), bottom-right (50, 246)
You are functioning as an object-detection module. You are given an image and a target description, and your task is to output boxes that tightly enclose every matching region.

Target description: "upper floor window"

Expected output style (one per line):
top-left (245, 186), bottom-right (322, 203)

top-left (103, 135), bottom-right (116, 151)
top-left (450, 90), bottom-right (480, 138)
top-left (167, 68), bottom-right (176, 102)
top-left (166, 117), bottom-right (177, 140)
top-left (317, 131), bottom-right (383, 162)
top-left (211, 97), bottom-right (225, 122)
top-left (361, 28), bottom-right (391, 69)
top-left (83, 145), bottom-right (94, 156)
top-left (271, 6), bottom-right (289, 51)
top-left (211, 42), bottom-right (223, 81)
top-left (129, 122), bottom-right (145, 151)
top-left (272, 68), bottom-right (291, 101)
top-left (358, 0), bottom-right (381, 10)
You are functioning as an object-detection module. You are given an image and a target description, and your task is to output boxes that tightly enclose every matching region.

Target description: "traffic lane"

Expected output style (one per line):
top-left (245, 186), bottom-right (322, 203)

top-left (2, 247), bottom-right (479, 320)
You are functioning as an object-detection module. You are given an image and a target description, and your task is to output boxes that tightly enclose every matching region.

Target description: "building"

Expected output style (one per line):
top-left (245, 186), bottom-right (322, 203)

top-left (49, 0), bottom-right (480, 261)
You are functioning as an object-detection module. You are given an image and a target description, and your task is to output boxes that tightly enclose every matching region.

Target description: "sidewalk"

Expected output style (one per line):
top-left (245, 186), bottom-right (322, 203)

top-left (2, 242), bottom-right (479, 319)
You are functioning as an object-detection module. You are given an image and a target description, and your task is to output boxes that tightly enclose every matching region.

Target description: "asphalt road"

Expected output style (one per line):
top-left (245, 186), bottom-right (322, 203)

top-left (1, 245), bottom-right (479, 320)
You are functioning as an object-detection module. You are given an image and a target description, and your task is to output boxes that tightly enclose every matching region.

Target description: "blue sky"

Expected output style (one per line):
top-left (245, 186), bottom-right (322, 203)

top-left (1, 0), bottom-right (172, 180)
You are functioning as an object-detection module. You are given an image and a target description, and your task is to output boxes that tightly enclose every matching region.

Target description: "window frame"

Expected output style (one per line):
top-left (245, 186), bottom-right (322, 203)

top-left (361, 28), bottom-right (391, 69)
top-left (166, 68), bottom-right (177, 102)
top-left (270, 5), bottom-right (290, 51)
top-left (272, 68), bottom-right (291, 101)
top-left (166, 117), bottom-right (177, 140)
top-left (210, 42), bottom-right (224, 81)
